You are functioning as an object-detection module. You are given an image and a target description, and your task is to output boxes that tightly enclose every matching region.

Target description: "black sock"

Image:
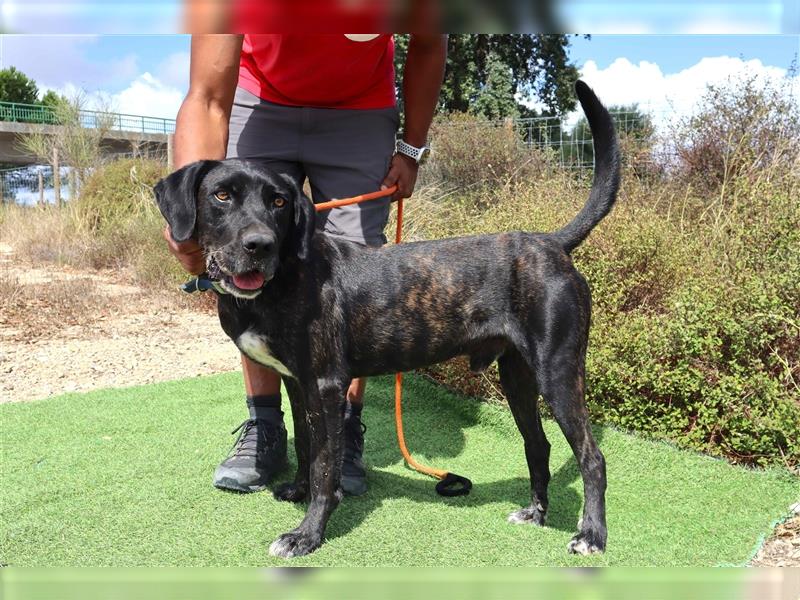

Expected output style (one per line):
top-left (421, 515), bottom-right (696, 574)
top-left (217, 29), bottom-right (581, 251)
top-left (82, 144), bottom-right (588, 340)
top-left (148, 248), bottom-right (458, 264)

top-left (246, 394), bottom-right (283, 421)
top-left (344, 401), bottom-right (363, 420)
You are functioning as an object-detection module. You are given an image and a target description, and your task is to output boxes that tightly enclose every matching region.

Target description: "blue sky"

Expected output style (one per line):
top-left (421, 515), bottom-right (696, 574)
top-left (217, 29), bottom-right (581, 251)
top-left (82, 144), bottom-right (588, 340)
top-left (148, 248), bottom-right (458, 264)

top-left (569, 34), bottom-right (799, 72)
top-left (0, 34), bottom-right (797, 126)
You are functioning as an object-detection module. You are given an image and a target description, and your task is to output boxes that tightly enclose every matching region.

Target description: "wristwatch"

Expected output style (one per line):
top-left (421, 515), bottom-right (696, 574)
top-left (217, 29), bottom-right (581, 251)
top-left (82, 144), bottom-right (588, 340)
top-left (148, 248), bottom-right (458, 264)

top-left (396, 139), bottom-right (431, 165)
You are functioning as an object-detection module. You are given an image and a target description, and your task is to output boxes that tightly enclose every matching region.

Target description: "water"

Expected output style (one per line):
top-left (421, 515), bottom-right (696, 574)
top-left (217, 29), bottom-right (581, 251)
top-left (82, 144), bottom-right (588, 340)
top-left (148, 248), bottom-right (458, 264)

top-left (0, 166), bottom-right (76, 206)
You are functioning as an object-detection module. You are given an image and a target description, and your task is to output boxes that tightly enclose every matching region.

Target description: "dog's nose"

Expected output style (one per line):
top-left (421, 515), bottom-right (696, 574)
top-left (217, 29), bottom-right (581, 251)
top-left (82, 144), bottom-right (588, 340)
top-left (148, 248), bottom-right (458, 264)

top-left (242, 232), bottom-right (274, 255)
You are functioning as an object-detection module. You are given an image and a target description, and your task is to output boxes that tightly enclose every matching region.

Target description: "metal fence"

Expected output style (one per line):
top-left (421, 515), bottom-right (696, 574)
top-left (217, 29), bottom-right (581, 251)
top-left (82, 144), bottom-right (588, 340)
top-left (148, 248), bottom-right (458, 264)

top-left (0, 101), bottom-right (176, 135)
top-left (0, 108), bottom-right (672, 205)
top-left (0, 147), bottom-right (170, 205)
top-left (0, 166), bottom-right (75, 206)
top-left (432, 108), bottom-right (670, 171)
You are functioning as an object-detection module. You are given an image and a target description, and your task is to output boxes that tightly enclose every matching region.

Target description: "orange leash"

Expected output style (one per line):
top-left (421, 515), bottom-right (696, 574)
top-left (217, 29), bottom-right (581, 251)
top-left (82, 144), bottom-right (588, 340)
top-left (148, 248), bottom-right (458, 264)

top-left (314, 187), bottom-right (399, 212)
top-left (316, 185), bottom-right (471, 497)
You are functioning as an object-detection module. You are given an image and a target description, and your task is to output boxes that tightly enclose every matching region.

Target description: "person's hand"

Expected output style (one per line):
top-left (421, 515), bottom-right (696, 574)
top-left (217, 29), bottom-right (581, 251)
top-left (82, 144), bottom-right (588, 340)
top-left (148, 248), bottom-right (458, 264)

top-left (381, 153), bottom-right (419, 202)
top-left (162, 225), bottom-right (206, 275)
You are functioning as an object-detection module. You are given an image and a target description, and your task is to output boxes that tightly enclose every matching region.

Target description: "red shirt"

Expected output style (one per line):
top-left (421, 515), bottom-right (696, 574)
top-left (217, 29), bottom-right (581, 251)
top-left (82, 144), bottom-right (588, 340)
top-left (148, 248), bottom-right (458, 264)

top-left (238, 34), bottom-right (396, 109)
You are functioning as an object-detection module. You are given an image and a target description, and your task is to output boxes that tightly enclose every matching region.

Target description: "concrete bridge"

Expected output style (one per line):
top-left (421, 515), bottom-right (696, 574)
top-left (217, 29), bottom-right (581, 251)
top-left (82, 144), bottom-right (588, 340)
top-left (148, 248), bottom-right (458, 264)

top-left (0, 102), bottom-right (175, 166)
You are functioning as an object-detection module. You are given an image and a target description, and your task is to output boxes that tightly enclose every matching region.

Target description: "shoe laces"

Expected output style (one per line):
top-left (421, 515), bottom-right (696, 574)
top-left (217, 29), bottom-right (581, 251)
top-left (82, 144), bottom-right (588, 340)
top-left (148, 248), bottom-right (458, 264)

top-left (344, 416), bottom-right (367, 457)
top-left (228, 419), bottom-right (281, 459)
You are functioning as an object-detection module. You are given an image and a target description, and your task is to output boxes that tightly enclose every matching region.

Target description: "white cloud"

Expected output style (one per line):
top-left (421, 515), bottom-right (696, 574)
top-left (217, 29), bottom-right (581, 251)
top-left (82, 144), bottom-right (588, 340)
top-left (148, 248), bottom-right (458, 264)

top-left (111, 72), bottom-right (184, 120)
top-left (571, 55), bottom-right (799, 130)
top-left (41, 72), bottom-right (183, 122)
top-left (38, 63), bottom-right (186, 123)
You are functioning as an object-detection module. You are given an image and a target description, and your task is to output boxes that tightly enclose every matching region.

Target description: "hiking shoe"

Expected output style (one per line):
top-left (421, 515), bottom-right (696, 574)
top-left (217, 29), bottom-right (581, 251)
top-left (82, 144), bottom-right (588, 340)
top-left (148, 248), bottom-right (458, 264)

top-left (213, 418), bottom-right (287, 492)
top-left (341, 414), bottom-right (367, 496)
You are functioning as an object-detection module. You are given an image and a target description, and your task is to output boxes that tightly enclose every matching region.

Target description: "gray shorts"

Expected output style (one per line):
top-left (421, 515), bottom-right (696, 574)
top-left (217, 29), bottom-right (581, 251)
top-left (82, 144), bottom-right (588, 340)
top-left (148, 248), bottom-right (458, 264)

top-left (227, 87), bottom-right (399, 246)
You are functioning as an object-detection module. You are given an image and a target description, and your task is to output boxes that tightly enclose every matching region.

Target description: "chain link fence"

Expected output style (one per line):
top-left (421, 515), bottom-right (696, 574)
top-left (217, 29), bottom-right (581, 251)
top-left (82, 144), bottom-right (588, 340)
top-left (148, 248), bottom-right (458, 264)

top-left (0, 146), bottom-right (169, 206)
top-left (433, 107), bottom-right (674, 170)
top-left (1, 108), bottom-right (674, 205)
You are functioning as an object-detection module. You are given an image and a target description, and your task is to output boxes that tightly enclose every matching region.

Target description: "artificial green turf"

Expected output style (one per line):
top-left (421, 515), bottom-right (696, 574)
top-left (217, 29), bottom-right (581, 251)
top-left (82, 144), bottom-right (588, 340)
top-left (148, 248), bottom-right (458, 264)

top-left (1, 372), bottom-right (797, 566)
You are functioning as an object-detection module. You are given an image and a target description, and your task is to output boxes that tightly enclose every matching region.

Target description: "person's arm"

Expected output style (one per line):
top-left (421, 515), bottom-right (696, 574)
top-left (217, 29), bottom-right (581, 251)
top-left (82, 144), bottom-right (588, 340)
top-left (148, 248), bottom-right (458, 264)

top-left (164, 34), bottom-right (243, 274)
top-left (175, 34), bottom-right (242, 167)
top-left (382, 34), bottom-right (447, 201)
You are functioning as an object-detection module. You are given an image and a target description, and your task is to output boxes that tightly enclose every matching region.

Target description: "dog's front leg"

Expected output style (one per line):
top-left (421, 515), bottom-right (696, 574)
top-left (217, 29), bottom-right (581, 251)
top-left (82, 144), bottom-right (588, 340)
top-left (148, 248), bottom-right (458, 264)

top-left (269, 376), bottom-right (347, 559)
top-left (274, 378), bottom-right (311, 502)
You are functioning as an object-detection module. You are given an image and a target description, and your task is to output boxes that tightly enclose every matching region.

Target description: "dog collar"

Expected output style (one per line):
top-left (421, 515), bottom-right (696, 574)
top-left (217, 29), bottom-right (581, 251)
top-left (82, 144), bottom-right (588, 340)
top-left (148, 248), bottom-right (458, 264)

top-left (180, 274), bottom-right (229, 295)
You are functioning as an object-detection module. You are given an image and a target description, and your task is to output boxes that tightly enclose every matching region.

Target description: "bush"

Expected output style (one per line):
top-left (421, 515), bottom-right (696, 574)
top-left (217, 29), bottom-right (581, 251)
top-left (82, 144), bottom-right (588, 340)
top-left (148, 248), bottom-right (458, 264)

top-left (409, 107), bottom-right (800, 469)
top-left (426, 112), bottom-right (554, 189)
top-left (0, 158), bottom-right (185, 288)
top-left (75, 158), bottom-right (167, 235)
top-left (668, 73), bottom-right (800, 197)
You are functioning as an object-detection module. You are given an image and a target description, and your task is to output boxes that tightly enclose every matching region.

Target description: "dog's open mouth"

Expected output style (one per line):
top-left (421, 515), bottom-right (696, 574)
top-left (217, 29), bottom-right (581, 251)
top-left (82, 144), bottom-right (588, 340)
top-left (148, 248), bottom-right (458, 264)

top-left (228, 271), bottom-right (265, 291)
top-left (208, 257), bottom-right (268, 299)
top-left (219, 270), bottom-right (267, 298)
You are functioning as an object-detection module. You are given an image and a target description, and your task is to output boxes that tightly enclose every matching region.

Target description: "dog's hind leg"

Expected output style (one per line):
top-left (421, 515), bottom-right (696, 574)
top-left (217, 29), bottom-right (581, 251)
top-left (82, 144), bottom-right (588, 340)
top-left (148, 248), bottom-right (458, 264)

top-left (269, 375), bottom-right (348, 559)
top-left (274, 378), bottom-right (310, 503)
top-left (535, 333), bottom-right (607, 555)
top-left (498, 349), bottom-right (551, 527)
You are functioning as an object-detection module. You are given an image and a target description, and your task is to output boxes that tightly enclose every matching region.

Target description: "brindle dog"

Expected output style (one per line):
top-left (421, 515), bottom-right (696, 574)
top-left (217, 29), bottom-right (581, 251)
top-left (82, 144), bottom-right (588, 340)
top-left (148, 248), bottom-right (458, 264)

top-left (154, 80), bottom-right (621, 559)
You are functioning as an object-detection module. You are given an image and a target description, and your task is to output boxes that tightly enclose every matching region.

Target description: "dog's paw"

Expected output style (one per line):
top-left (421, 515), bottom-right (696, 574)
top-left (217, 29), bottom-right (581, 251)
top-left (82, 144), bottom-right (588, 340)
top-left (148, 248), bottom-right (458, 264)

top-left (507, 505), bottom-right (546, 526)
top-left (273, 481), bottom-right (308, 503)
top-left (567, 531), bottom-right (605, 555)
top-left (268, 531), bottom-right (321, 559)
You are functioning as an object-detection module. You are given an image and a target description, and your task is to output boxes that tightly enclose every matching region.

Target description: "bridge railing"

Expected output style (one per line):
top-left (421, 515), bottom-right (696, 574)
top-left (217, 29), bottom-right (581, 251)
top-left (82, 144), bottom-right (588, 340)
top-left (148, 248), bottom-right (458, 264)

top-left (0, 101), bottom-right (176, 135)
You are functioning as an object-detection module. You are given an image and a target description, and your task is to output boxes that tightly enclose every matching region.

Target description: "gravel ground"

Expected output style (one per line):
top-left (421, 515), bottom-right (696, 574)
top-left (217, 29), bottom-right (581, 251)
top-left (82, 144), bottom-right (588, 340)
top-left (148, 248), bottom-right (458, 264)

top-left (1, 243), bottom-right (240, 404)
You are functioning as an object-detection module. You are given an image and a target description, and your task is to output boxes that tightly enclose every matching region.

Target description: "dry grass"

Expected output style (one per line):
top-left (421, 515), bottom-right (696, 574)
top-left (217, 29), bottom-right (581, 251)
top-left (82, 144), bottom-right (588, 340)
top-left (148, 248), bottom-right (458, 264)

top-left (0, 270), bottom-right (110, 342)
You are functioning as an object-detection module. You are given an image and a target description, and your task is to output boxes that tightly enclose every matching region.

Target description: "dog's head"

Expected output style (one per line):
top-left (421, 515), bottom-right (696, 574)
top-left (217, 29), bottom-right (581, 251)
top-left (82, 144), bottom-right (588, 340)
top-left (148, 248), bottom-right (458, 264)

top-left (154, 159), bottom-right (315, 299)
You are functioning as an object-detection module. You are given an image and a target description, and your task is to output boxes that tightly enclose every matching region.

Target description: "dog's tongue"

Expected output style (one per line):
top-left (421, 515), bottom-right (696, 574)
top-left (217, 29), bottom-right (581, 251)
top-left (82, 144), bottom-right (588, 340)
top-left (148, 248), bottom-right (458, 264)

top-left (232, 271), bottom-right (265, 290)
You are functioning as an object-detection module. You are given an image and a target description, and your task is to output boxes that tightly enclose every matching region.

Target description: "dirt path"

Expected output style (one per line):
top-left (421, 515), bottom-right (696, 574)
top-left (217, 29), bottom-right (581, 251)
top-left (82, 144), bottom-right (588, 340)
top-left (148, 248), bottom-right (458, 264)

top-left (1, 243), bottom-right (240, 403)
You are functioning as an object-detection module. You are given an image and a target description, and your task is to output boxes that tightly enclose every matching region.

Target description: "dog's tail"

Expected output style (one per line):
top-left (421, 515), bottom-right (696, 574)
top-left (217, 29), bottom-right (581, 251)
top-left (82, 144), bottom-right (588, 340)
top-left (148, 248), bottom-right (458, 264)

top-left (552, 81), bottom-right (621, 254)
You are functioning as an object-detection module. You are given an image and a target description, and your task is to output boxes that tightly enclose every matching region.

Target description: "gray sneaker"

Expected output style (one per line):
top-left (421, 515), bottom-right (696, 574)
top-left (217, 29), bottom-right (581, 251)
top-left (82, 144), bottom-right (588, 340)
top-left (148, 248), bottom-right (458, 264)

top-left (213, 418), bottom-right (287, 492)
top-left (341, 415), bottom-right (367, 496)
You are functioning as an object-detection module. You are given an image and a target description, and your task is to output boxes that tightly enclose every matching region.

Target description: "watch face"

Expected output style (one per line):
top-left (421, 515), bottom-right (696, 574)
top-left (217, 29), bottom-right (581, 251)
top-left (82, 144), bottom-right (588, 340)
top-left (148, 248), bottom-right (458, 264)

top-left (418, 147), bottom-right (431, 165)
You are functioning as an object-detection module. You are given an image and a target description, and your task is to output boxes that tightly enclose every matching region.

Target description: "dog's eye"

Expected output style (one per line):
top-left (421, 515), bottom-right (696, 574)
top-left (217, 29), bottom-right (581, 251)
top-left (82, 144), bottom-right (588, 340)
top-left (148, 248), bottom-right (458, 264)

top-left (273, 198), bottom-right (286, 208)
top-left (214, 190), bottom-right (230, 202)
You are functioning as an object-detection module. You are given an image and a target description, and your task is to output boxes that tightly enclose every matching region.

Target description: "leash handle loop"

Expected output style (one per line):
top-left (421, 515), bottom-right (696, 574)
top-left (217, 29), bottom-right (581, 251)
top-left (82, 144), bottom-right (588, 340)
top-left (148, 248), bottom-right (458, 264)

top-left (435, 472), bottom-right (473, 497)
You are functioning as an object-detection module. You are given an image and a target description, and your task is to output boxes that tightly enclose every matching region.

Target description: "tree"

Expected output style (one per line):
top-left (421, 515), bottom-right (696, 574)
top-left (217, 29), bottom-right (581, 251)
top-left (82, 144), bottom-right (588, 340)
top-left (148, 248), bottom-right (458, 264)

top-left (0, 66), bottom-right (39, 104)
top-left (394, 34), bottom-right (579, 117)
top-left (471, 52), bottom-right (518, 120)
top-left (17, 92), bottom-right (116, 205)
top-left (564, 104), bottom-right (654, 166)
top-left (40, 90), bottom-right (69, 109)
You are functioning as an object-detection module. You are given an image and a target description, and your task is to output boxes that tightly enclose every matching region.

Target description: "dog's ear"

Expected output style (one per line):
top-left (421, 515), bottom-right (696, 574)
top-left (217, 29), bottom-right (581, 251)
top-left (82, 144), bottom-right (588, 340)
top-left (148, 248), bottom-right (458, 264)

top-left (292, 189), bottom-right (316, 262)
top-left (153, 160), bottom-right (218, 242)
top-left (278, 175), bottom-right (315, 262)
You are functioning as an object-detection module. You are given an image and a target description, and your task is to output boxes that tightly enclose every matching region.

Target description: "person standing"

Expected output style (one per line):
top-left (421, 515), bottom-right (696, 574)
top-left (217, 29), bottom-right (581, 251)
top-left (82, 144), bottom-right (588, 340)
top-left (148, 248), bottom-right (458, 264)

top-left (163, 33), bottom-right (447, 496)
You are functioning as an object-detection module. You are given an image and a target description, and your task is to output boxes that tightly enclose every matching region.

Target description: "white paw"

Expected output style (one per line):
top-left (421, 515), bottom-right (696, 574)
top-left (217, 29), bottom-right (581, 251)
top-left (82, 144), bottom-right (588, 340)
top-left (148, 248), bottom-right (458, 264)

top-left (507, 506), bottom-right (545, 526)
top-left (567, 538), bottom-right (601, 555)
top-left (268, 531), bottom-right (320, 559)
top-left (269, 537), bottom-right (298, 559)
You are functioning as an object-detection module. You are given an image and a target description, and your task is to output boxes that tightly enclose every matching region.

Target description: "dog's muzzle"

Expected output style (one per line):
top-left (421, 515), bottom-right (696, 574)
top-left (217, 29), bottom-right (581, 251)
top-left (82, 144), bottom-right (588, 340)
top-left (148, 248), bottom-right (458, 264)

top-left (214, 258), bottom-right (269, 299)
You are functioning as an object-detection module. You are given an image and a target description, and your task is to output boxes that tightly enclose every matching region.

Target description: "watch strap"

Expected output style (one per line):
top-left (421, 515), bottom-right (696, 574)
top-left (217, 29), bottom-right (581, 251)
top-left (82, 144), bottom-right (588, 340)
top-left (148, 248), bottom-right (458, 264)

top-left (396, 139), bottom-right (428, 163)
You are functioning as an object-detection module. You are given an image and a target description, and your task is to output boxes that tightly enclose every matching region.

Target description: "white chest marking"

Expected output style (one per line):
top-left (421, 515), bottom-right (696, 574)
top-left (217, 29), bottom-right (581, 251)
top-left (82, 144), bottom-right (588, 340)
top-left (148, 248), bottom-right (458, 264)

top-left (237, 331), bottom-right (294, 379)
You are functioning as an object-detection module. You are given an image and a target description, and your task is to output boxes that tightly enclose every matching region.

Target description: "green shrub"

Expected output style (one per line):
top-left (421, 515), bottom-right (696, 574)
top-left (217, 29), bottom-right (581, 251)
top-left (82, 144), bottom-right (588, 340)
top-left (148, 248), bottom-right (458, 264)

top-left (409, 158), bottom-right (800, 470)
top-left (74, 158), bottom-right (167, 235)
top-left (66, 158), bottom-right (185, 286)
top-left (426, 112), bottom-right (554, 189)
top-left (668, 73), bottom-right (800, 197)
